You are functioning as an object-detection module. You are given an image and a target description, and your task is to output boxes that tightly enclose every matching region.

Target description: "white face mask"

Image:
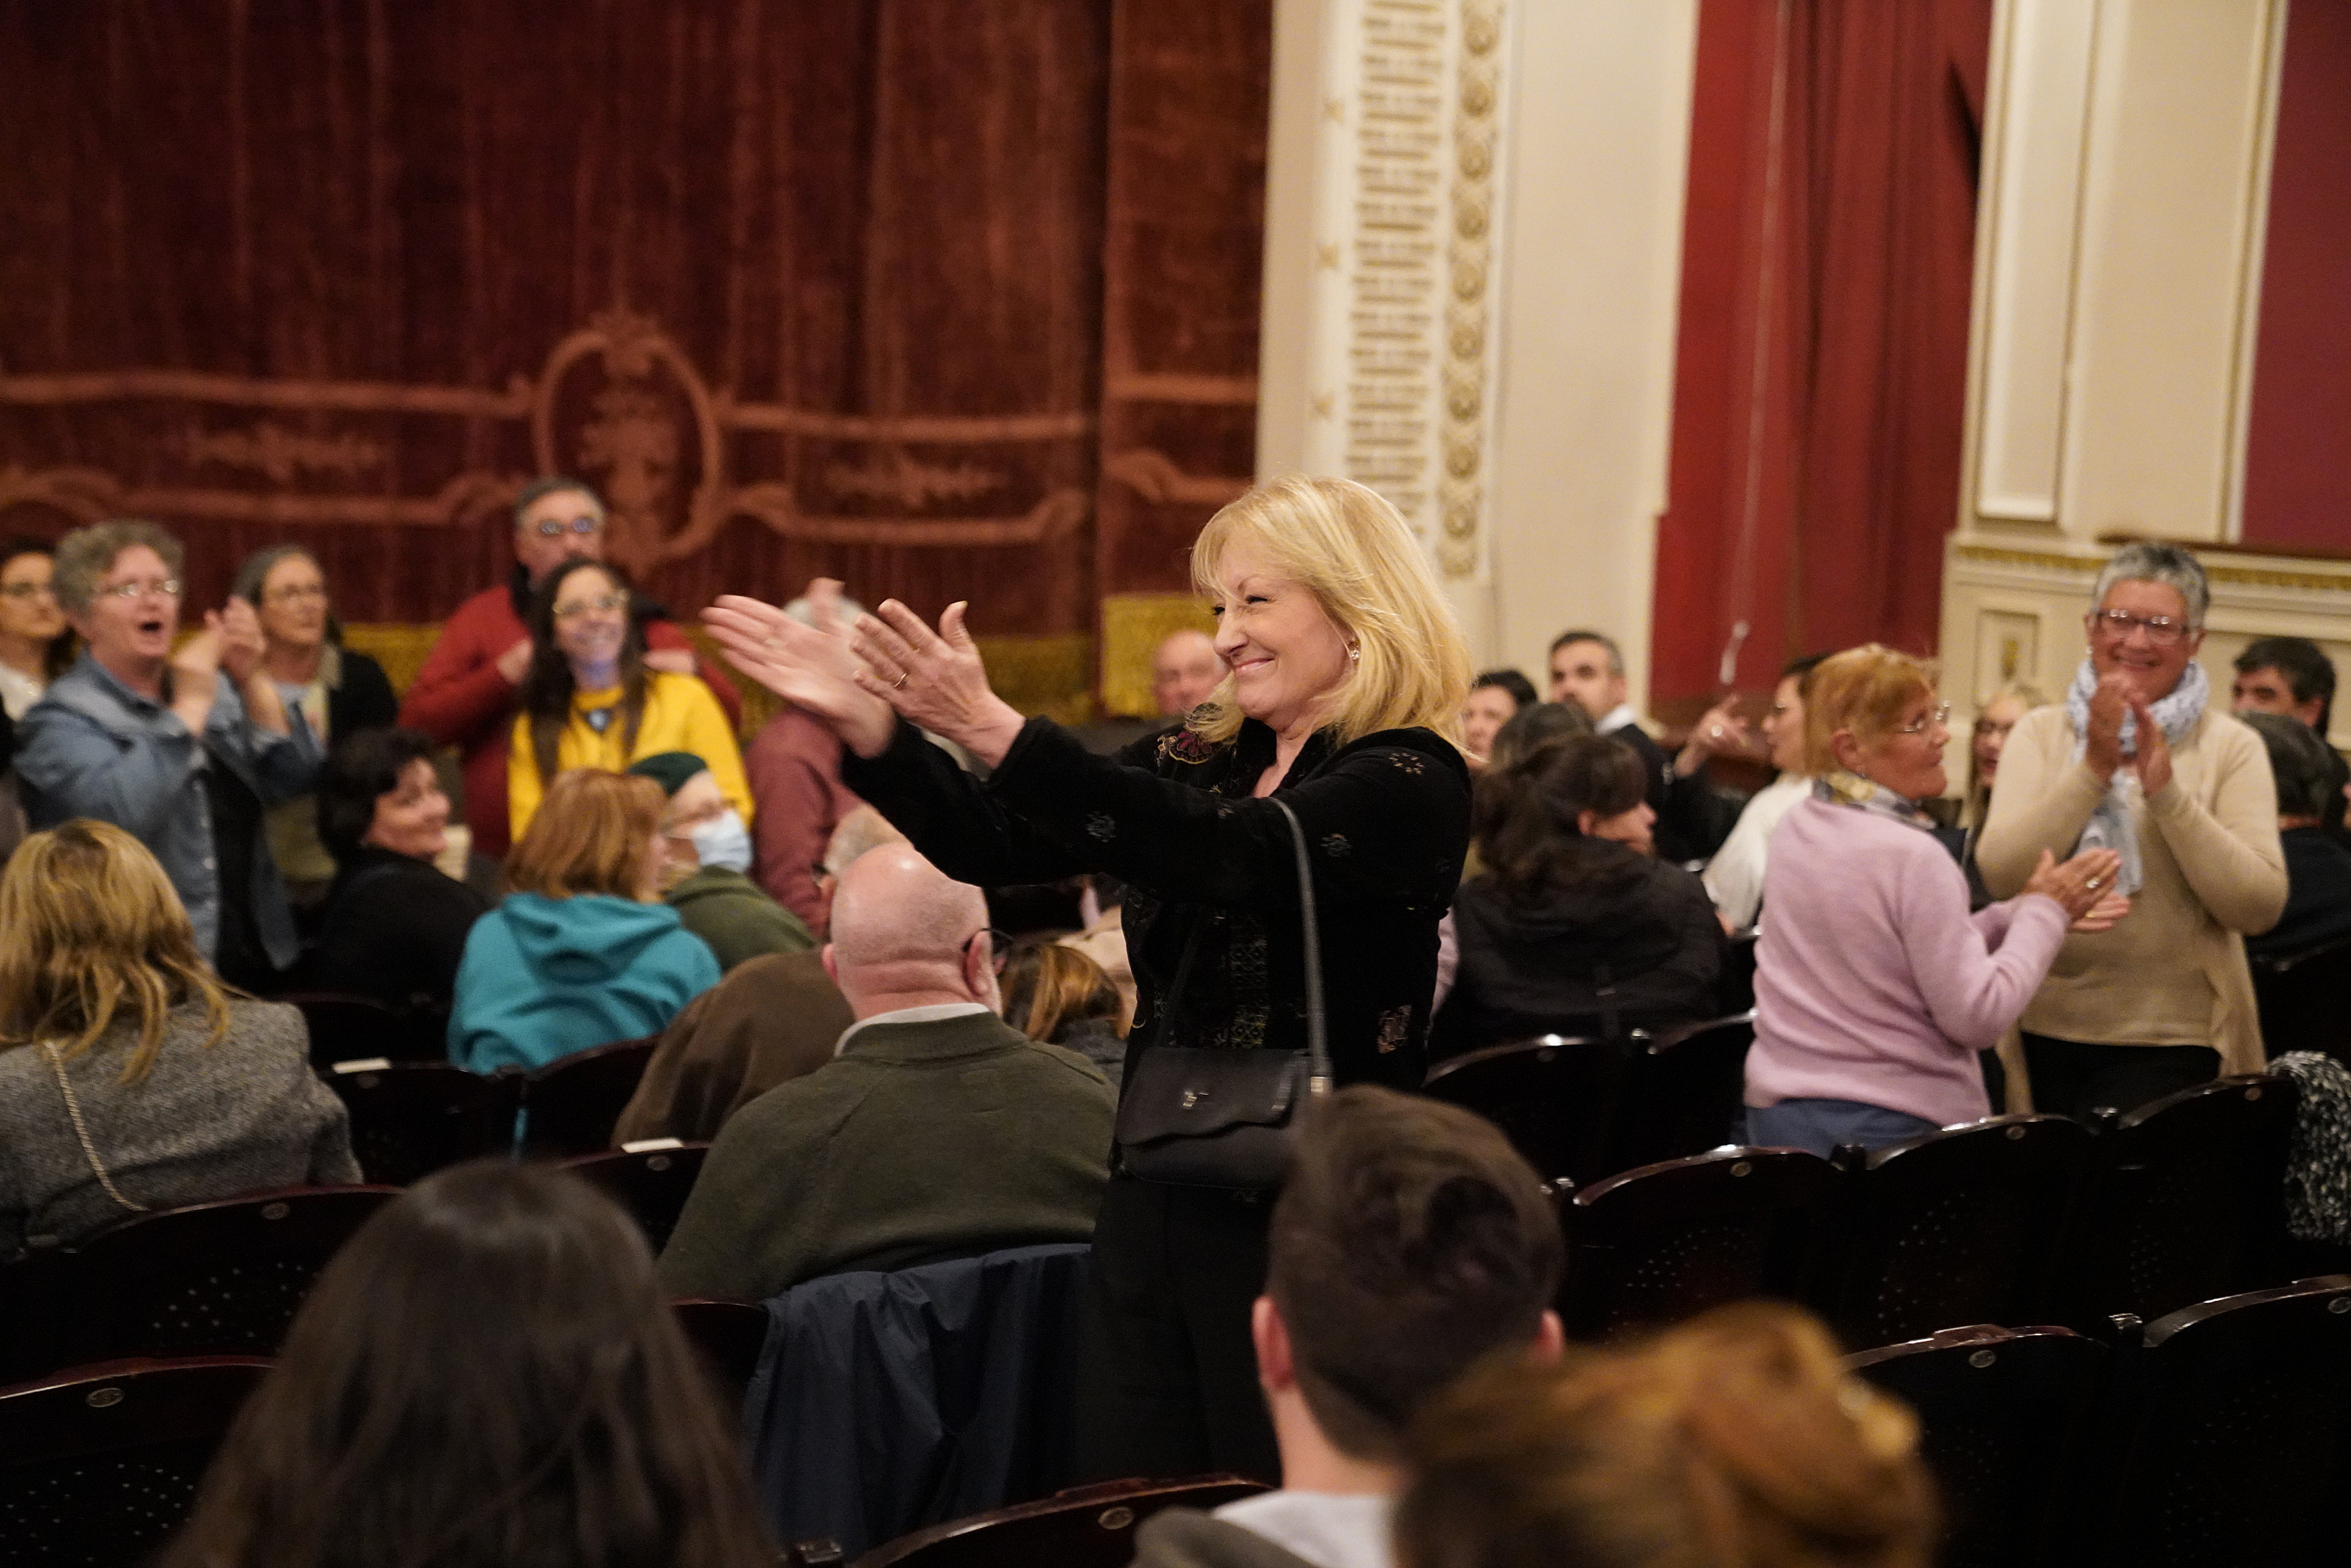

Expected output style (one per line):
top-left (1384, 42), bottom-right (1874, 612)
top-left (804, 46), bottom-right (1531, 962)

top-left (686, 808), bottom-right (753, 875)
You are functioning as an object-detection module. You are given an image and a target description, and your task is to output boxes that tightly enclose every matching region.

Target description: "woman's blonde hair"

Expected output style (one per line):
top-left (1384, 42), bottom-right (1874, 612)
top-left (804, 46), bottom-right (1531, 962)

top-left (1398, 1302), bottom-right (1936, 1568)
top-left (1802, 645), bottom-right (1939, 776)
top-left (0, 820), bottom-right (233, 1082)
top-left (1187, 475), bottom-right (1471, 748)
top-left (1965, 681), bottom-right (2048, 813)
top-left (505, 770), bottom-right (665, 902)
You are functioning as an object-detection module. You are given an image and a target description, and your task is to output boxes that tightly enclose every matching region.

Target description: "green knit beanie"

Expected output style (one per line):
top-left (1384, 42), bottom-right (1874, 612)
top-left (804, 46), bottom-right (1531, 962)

top-left (625, 751), bottom-right (709, 798)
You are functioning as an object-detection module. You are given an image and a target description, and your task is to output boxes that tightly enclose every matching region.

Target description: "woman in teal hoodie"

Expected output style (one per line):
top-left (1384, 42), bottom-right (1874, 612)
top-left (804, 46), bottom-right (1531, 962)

top-left (449, 768), bottom-right (720, 1073)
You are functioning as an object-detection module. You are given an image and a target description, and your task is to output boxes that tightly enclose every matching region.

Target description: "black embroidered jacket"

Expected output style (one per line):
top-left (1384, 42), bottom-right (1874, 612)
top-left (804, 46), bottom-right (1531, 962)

top-left (840, 715), bottom-right (1471, 1094)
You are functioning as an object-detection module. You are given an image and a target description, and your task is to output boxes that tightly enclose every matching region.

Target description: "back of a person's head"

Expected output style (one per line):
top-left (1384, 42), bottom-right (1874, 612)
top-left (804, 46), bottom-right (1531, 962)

top-left (0, 818), bottom-right (228, 1080)
top-left (820, 803), bottom-right (908, 878)
top-left (1473, 733), bottom-right (1648, 900)
top-left (826, 842), bottom-right (987, 976)
top-left (2241, 708), bottom-right (2335, 821)
top-left (1396, 1303), bottom-right (1936, 1568)
top-left (1000, 940), bottom-right (1123, 1044)
top-left (1268, 1085), bottom-right (1562, 1462)
top-left (167, 1161), bottom-right (776, 1568)
top-left (1488, 700), bottom-right (1594, 773)
top-left (505, 769), bottom-right (665, 902)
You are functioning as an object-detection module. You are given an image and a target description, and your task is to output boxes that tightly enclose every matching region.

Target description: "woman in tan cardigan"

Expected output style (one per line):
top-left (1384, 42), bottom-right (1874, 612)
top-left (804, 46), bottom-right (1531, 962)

top-left (1978, 542), bottom-right (2286, 1120)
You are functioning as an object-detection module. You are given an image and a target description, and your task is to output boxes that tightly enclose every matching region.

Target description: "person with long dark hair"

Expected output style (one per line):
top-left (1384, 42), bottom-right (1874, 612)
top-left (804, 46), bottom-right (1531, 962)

top-left (164, 1161), bottom-right (777, 1568)
top-left (505, 556), bottom-right (751, 843)
top-left (1433, 733), bottom-right (1723, 1057)
top-left (0, 537), bottom-right (73, 720)
top-left (231, 545), bottom-right (399, 910)
top-left (703, 474), bottom-right (1473, 1483)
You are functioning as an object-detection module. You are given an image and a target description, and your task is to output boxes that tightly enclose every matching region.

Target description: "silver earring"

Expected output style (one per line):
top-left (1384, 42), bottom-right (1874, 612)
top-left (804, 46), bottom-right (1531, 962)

top-left (1346, 644), bottom-right (1361, 662)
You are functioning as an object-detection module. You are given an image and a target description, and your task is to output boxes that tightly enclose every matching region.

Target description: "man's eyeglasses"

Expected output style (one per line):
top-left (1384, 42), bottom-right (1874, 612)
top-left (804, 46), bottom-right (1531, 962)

top-left (0, 580), bottom-right (56, 601)
top-left (530, 515), bottom-right (603, 538)
top-left (552, 592), bottom-right (627, 621)
top-left (964, 926), bottom-right (1015, 977)
top-left (1896, 702), bottom-right (1952, 737)
top-left (96, 578), bottom-right (181, 601)
top-left (263, 583), bottom-right (328, 605)
top-left (2087, 608), bottom-right (2193, 647)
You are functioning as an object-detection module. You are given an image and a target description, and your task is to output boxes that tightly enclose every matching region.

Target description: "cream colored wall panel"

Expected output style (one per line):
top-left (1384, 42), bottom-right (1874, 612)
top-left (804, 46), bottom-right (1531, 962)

top-left (1969, 0), bottom-right (2096, 527)
top-left (2061, 0), bottom-right (2284, 542)
top-left (1259, 0), bottom-right (1697, 686)
top-left (1942, 537), bottom-right (2351, 753)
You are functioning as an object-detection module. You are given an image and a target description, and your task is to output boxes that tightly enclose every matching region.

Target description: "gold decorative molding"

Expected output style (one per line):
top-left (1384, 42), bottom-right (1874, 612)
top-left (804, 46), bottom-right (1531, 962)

top-left (1099, 593), bottom-right (1217, 719)
top-left (0, 310), bottom-right (1097, 569)
top-left (1335, 0), bottom-right (1506, 580)
top-left (1952, 539), bottom-right (2351, 595)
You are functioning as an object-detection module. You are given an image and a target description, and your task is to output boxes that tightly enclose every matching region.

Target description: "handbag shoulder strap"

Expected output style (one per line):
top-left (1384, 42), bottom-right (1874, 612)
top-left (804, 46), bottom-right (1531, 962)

top-left (1269, 798), bottom-right (1331, 1096)
top-left (39, 1042), bottom-right (149, 1215)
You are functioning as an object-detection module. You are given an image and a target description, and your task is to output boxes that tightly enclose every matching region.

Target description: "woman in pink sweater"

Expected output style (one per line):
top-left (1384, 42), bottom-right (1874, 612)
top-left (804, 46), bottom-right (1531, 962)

top-left (1745, 647), bottom-right (2122, 1157)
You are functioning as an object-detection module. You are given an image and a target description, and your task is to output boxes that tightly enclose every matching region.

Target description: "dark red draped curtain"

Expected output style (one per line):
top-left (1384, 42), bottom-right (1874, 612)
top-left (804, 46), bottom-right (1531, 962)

top-left (1653, 0), bottom-right (1991, 699)
top-left (0, 1), bottom-right (1266, 642)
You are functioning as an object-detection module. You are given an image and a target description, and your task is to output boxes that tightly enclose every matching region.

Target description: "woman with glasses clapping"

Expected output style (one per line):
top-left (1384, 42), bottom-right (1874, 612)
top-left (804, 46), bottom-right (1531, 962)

top-left (15, 520), bottom-right (321, 990)
top-left (505, 556), bottom-right (752, 844)
top-left (230, 545), bottom-right (399, 910)
top-left (1976, 542), bottom-right (2287, 1120)
top-left (1741, 646), bottom-right (2125, 1157)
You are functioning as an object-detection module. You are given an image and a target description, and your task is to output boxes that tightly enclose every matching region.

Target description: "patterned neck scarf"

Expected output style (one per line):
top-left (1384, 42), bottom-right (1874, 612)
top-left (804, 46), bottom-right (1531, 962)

top-left (1816, 770), bottom-right (1937, 831)
top-left (2063, 657), bottom-right (2208, 895)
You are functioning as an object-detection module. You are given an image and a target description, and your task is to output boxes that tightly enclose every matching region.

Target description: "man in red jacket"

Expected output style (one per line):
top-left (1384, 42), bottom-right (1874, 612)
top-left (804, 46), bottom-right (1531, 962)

top-left (400, 477), bottom-right (741, 858)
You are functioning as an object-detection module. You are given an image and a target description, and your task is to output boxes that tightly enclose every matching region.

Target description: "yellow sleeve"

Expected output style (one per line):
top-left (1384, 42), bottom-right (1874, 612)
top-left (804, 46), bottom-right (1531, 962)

top-left (509, 712), bottom-right (545, 843)
top-left (686, 679), bottom-right (756, 825)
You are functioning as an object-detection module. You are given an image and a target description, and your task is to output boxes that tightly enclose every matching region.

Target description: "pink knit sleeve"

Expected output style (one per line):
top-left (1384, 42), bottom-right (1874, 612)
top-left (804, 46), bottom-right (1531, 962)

top-left (1895, 845), bottom-right (2072, 1052)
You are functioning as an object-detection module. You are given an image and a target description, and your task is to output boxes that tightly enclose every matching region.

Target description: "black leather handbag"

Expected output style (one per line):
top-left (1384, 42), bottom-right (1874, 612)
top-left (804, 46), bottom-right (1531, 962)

top-left (1113, 798), bottom-right (1333, 1191)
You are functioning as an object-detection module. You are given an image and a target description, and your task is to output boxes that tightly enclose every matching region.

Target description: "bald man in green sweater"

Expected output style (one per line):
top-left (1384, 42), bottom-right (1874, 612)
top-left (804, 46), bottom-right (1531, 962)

top-left (657, 844), bottom-right (1114, 1301)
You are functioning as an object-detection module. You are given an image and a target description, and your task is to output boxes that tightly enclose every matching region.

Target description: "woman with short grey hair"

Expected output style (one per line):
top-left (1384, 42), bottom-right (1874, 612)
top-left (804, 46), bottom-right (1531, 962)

top-left (1977, 541), bottom-right (2286, 1119)
top-left (15, 520), bottom-right (321, 987)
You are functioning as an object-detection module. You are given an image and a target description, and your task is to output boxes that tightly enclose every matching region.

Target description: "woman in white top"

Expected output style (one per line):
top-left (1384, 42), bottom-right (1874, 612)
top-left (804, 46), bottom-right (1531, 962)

top-left (1703, 653), bottom-right (1828, 932)
top-left (0, 539), bottom-right (72, 721)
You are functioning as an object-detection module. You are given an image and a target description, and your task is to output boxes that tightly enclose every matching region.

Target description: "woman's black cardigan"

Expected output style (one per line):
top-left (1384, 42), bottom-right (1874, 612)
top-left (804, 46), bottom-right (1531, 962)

top-left (841, 715), bottom-right (1471, 1093)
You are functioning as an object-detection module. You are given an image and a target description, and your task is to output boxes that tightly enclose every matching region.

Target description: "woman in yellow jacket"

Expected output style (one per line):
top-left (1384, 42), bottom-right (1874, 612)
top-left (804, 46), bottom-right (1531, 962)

top-left (507, 558), bottom-right (753, 842)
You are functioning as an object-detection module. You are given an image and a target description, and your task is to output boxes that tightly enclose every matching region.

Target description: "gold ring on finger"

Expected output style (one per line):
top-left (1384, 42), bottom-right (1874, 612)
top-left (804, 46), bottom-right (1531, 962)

top-left (892, 671), bottom-right (909, 690)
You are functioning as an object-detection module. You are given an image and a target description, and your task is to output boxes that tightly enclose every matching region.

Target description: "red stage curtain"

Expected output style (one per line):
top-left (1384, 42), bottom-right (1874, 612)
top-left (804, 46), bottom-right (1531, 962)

top-left (0, 2), bottom-right (1266, 639)
top-left (1653, 0), bottom-right (1991, 700)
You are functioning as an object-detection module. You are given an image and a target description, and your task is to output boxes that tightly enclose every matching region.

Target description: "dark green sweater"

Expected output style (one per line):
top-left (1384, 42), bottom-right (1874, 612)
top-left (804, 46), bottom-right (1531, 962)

top-left (656, 1009), bottom-right (1114, 1301)
top-left (665, 866), bottom-right (813, 973)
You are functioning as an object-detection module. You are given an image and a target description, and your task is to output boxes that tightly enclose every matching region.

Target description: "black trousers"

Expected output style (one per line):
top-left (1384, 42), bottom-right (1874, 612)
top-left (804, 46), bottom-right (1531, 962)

top-left (1072, 1174), bottom-right (1279, 1485)
top-left (2020, 1034), bottom-right (2220, 1123)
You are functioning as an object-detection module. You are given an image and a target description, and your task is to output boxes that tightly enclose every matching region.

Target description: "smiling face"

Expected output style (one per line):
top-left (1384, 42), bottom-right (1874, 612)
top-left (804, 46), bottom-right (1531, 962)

top-left (514, 487), bottom-right (607, 583)
top-left (1842, 690), bottom-right (1950, 802)
top-left (0, 551), bottom-right (66, 650)
top-left (1763, 675), bottom-right (1806, 773)
top-left (256, 552), bottom-right (330, 651)
top-left (1462, 685), bottom-right (1520, 759)
top-left (71, 545), bottom-right (181, 681)
top-left (1548, 639), bottom-right (1626, 722)
top-left (1208, 539), bottom-right (1353, 737)
top-left (364, 757), bottom-right (451, 861)
top-left (2087, 579), bottom-right (2201, 705)
top-left (549, 565), bottom-right (628, 683)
